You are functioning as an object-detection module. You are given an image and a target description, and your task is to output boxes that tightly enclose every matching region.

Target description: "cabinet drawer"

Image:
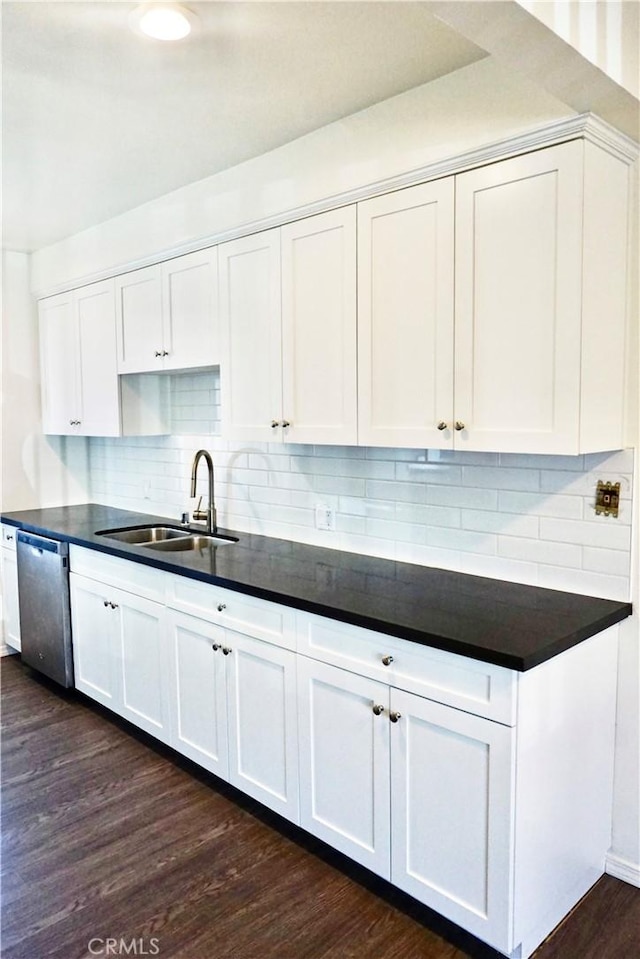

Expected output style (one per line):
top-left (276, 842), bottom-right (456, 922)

top-left (69, 545), bottom-right (166, 601)
top-left (167, 576), bottom-right (296, 650)
top-left (1, 525), bottom-right (18, 551)
top-left (297, 612), bottom-right (516, 725)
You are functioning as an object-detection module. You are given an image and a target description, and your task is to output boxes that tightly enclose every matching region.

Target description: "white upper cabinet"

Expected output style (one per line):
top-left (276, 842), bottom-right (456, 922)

top-left (219, 207), bottom-right (357, 444)
top-left (40, 279), bottom-right (121, 435)
top-left (453, 139), bottom-right (628, 454)
top-left (281, 207), bottom-right (357, 445)
top-left (116, 248), bottom-right (218, 374)
top-left (358, 180), bottom-right (455, 449)
top-left (358, 139), bottom-right (630, 454)
top-left (219, 228), bottom-right (283, 443)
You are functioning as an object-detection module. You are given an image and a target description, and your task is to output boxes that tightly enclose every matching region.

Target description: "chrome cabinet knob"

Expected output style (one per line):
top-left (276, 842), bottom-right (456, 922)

top-left (212, 643), bottom-right (220, 652)
top-left (271, 420), bottom-right (280, 429)
top-left (454, 421), bottom-right (465, 431)
top-left (372, 704), bottom-right (385, 716)
top-left (389, 711), bottom-right (402, 723)
top-left (103, 599), bottom-right (109, 607)
top-left (162, 350), bottom-right (169, 357)
top-left (217, 603), bottom-right (226, 612)
top-left (222, 647), bottom-right (232, 656)
top-left (154, 350), bottom-right (163, 357)
top-left (282, 420), bottom-right (291, 428)
top-left (382, 655), bottom-right (394, 666)
top-left (437, 421), bottom-right (448, 431)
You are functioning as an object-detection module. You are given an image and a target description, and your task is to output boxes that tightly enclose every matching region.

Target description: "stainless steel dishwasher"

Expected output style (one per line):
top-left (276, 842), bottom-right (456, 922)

top-left (16, 530), bottom-right (74, 687)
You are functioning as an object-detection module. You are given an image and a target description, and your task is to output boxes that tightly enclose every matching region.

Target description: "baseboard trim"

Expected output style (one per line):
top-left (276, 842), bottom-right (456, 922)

top-left (605, 853), bottom-right (640, 887)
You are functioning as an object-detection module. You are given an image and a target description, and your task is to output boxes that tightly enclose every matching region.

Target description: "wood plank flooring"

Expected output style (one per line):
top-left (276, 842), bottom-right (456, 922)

top-left (2, 654), bottom-right (639, 959)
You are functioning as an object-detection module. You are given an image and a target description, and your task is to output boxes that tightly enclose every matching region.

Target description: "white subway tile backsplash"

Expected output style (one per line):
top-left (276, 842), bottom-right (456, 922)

top-left (85, 373), bottom-right (634, 603)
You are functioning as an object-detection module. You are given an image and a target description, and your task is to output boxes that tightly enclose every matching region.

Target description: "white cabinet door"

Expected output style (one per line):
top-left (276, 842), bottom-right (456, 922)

top-left (161, 248), bottom-right (218, 371)
top-left (454, 141), bottom-right (583, 454)
top-left (76, 279), bottom-right (121, 435)
top-left (1, 546), bottom-right (21, 651)
top-left (117, 589), bottom-right (170, 744)
top-left (297, 656), bottom-right (391, 877)
top-left (167, 610), bottom-right (229, 779)
top-left (39, 290), bottom-right (79, 434)
top-left (70, 573), bottom-right (121, 711)
top-left (358, 180), bottom-right (455, 449)
top-left (115, 265), bottom-right (164, 373)
top-left (281, 207), bottom-right (357, 445)
top-left (390, 687), bottom-right (514, 952)
top-left (226, 630), bottom-right (299, 823)
top-left (219, 229), bottom-right (283, 442)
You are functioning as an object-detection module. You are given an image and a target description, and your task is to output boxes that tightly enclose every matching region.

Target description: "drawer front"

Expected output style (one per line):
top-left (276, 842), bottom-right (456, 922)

top-left (168, 576), bottom-right (296, 651)
top-left (297, 612), bottom-right (516, 725)
top-left (1, 525), bottom-right (18, 551)
top-left (69, 545), bottom-right (166, 601)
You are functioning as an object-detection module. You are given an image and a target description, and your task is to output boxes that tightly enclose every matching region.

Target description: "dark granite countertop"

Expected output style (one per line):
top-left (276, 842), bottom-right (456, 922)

top-left (2, 503), bottom-right (632, 671)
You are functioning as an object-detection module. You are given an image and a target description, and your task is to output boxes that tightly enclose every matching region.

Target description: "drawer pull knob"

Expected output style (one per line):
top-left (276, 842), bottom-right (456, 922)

top-left (382, 655), bottom-right (394, 666)
top-left (217, 603), bottom-right (226, 612)
top-left (454, 421), bottom-right (465, 431)
top-left (212, 643), bottom-right (221, 652)
top-left (372, 704), bottom-right (385, 716)
top-left (282, 420), bottom-right (291, 428)
top-left (6, 535), bottom-right (14, 541)
top-left (271, 420), bottom-right (280, 429)
top-left (222, 647), bottom-right (232, 656)
top-left (389, 711), bottom-right (402, 723)
top-left (103, 600), bottom-right (109, 607)
top-left (437, 421), bottom-right (448, 431)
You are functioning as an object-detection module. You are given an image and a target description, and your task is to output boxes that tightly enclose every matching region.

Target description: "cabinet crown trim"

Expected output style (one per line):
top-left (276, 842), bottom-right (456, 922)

top-left (35, 112), bottom-right (638, 300)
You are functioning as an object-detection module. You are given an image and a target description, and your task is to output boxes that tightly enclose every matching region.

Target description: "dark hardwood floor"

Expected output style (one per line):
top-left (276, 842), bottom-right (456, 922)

top-left (1, 654), bottom-right (638, 959)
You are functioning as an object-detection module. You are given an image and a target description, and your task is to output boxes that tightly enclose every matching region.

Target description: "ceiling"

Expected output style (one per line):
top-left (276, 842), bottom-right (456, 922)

top-left (1, 1), bottom-right (488, 253)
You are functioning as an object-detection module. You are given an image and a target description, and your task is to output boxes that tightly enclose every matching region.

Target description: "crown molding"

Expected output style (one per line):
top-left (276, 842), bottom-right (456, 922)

top-left (35, 112), bottom-right (638, 299)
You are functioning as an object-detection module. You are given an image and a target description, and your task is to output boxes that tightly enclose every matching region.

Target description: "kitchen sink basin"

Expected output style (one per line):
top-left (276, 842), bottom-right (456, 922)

top-left (144, 533), bottom-right (238, 551)
top-left (96, 525), bottom-right (192, 544)
top-left (95, 525), bottom-right (238, 550)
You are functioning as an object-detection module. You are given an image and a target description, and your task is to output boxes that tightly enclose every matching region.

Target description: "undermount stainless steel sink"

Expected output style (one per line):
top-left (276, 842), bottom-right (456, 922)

top-left (95, 526), bottom-right (238, 549)
top-left (144, 533), bottom-right (238, 551)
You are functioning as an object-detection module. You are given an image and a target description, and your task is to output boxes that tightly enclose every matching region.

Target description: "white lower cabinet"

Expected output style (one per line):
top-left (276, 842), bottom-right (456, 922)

top-left (297, 656), bottom-right (513, 951)
top-left (1, 526), bottom-right (21, 652)
top-left (166, 608), bottom-right (300, 823)
top-left (297, 656), bottom-right (391, 877)
top-left (67, 547), bottom-right (618, 959)
top-left (70, 572), bottom-right (171, 744)
top-left (390, 687), bottom-right (514, 951)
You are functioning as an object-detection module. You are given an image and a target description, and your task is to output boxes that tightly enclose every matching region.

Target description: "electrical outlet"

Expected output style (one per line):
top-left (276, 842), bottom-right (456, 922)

top-left (315, 504), bottom-right (335, 531)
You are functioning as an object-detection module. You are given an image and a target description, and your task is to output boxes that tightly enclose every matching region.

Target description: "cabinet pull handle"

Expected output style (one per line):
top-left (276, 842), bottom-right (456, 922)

top-left (6, 535), bottom-right (13, 541)
top-left (217, 603), bottom-right (226, 612)
top-left (154, 350), bottom-right (163, 357)
top-left (454, 421), bottom-right (465, 431)
top-left (372, 704), bottom-right (385, 716)
top-left (382, 655), bottom-right (394, 666)
top-left (212, 643), bottom-right (221, 652)
top-left (271, 420), bottom-right (280, 429)
top-left (437, 421), bottom-right (448, 431)
top-left (282, 420), bottom-right (291, 428)
top-left (162, 350), bottom-right (169, 357)
top-left (110, 602), bottom-right (118, 610)
top-left (103, 600), bottom-right (109, 607)
top-left (222, 647), bottom-right (232, 656)
top-left (389, 711), bottom-right (402, 723)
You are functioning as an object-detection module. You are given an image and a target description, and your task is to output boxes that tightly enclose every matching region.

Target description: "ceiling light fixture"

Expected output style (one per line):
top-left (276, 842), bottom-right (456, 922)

top-left (130, 4), bottom-right (196, 42)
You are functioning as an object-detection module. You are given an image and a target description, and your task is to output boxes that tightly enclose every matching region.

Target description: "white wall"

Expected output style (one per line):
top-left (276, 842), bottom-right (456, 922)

top-left (1, 251), bottom-right (89, 511)
top-left (517, 0), bottom-right (639, 98)
top-left (30, 58), bottom-right (574, 294)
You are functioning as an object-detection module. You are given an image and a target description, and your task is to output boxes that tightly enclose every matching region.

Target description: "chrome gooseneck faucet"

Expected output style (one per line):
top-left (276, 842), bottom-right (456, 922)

top-left (190, 449), bottom-right (217, 533)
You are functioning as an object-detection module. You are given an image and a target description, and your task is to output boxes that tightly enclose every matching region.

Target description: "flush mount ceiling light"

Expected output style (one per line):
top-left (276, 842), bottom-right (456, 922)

top-left (130, 4), bottom-right (197, 41)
